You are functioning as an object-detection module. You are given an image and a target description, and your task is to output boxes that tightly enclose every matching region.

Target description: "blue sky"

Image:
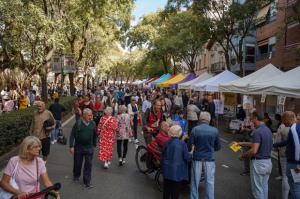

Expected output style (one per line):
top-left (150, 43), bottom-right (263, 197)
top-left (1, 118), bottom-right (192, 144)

top-left (132, 0), bottom-right (168, 24)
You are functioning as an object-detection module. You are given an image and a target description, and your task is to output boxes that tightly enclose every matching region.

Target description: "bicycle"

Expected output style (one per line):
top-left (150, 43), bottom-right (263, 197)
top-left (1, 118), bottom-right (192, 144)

top-left (135, 141), bottom-right (163, 192)
top-left (11, 183), bottom-right (61, 199)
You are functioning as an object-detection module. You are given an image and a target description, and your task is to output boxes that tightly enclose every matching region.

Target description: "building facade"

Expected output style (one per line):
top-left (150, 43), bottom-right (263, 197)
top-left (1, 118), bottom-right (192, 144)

top-left (194, 40), bottom-right (226, 75)
top-left (255, 0), bottom-right (300, 71)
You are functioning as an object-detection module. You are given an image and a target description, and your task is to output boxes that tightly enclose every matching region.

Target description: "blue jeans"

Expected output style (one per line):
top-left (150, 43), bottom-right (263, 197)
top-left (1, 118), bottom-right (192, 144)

top-left (51, 120), bottom-right (61, 142)
top-left (250, 159), bottom-right (272, 199)
top-left (287, 162), bottom-right (300, 199)
top-left (190, 160), bottom-right (215, 199)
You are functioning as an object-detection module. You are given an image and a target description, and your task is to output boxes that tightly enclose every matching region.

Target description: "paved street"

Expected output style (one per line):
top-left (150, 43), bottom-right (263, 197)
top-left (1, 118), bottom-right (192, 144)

top-left (44, 117), bottom-right (282, 199)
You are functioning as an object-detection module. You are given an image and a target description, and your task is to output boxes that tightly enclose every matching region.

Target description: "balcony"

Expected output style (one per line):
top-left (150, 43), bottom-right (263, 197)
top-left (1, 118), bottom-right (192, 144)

top-left (210, 62), bottom-right (226, 73)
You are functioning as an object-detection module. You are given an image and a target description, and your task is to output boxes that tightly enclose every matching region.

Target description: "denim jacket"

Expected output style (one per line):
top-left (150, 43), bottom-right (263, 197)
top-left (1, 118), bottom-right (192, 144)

top-left (161, 138), bottom-right (191, 181)
top-left (190, 123), bottom-right (221, 161)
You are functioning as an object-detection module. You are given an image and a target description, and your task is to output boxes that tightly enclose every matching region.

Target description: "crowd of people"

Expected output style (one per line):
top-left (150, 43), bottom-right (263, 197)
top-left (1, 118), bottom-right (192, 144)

top-left (1, 82), bottom-right (300, 199)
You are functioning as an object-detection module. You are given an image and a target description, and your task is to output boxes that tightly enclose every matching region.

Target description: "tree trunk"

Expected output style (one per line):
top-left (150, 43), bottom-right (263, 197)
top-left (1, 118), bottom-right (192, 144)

top-left (87, 74), bottom-right (90, 89)
top-left (162, 58), bottom-right (169, 73)
top-left (224, 52), bottom-right (230, 71)
top-left (238, 38), bottom-right (245, 77)
top-left (92, 78), bottom-right (95, 88)
top-left (69, 73), bottom-right (75, 96)
top-left (41, 72), bottom-right (48, 102)
top-left (82, 74), bottom-right (86, 95)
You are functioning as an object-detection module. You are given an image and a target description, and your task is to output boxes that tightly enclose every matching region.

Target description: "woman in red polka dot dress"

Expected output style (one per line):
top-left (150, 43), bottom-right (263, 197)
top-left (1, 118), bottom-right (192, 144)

top-left (97, 107), bottom-right (118, 169)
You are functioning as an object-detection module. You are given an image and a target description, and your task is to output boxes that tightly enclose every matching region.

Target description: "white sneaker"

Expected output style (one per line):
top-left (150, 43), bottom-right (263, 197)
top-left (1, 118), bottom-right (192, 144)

top-left (51, 141), bottom-right (55, 145)
top-left (107, 161), bottom-right (111, 165)
top-left (54, 139), bottom-right (57, 143)
top-left (122, 159), bottom-right (126, 165)
top-left (134, 139), bottom-right (139, 144)
top-left (104, 162), bottom-right (109, 169)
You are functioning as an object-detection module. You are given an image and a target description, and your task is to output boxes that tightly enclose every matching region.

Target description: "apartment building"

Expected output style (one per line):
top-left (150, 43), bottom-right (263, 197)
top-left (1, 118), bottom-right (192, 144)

top-left (256, 0), bottom-right (300, 70)
top-left (194, 40), bottom-right (226, 75)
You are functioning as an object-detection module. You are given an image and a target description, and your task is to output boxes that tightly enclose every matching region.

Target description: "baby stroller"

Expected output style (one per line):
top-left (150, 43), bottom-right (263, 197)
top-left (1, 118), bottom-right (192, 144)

top-left (57, 126), bottom-right (67, 145)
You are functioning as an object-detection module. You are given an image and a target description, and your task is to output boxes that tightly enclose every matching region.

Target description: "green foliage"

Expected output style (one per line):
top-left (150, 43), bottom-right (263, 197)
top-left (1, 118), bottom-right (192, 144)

top-left (0, 96), bottom-right (76, 156)
top-left (128, 9), bottom-right (209, 74)
top-left (167, 0), bottom-right (264, 75)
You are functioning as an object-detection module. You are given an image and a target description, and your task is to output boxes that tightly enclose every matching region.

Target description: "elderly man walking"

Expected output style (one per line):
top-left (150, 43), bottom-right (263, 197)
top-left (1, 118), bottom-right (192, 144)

top-left (274, 111), bottom-right (300, 198)
top-left (238, 111), bottom-right (273, 199)
top-left (190, 111), bottom-right (221, 199)
top-left (29, 101), bottom-right (55, 162)
top-left (69, 108), bottom-right (97, 189)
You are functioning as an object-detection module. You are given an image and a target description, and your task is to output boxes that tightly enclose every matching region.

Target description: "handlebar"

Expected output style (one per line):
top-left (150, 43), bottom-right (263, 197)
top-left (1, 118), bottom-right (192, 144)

top-left (12, 183), bottom-right (61, 199)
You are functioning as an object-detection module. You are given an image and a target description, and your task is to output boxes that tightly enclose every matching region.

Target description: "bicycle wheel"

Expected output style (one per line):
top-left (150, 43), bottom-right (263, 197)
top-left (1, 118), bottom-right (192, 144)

top-left (135, 145), bottom-right (150, 173)
top-left (155, 169), bottom-right (163, 192)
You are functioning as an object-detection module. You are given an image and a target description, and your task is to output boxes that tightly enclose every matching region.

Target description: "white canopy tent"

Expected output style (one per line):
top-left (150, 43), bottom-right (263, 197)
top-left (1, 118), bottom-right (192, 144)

top-left (178, 72), bottom-right (213, 90)
top-left (247, 66), bottom-right (300, 98)
top-left (132, 79), bottom-right (148, 85)
top-left (191, 70), bottom-right (241, 92)
top-left (219, 64), bottom-right (283, 94)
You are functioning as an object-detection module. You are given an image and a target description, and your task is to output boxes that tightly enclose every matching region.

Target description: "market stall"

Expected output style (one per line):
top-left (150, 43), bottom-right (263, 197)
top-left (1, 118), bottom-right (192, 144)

top-left (191, 70), bottom-right (240, 92)
top-left (178, 72), bottom-right (213, 90)
top-left (157, 73), bottom-right (185, 88)
top-left (219, 64), bottom-right (283, 94)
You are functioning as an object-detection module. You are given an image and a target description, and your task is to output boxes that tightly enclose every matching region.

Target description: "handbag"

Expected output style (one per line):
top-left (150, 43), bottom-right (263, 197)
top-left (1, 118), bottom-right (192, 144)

top-left (0, 160), bottom-right (20, 199)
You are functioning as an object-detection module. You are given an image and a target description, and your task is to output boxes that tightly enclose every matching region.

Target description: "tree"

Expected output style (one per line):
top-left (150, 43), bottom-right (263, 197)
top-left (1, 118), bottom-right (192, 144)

top-left (62, 0), bottom-right (133, 95)
top-left (127, 10), bottom-right (172, 73)
top-left (159, 11), bottom-right (210, 74)
top-left (167, 0), bottom-right (264, 76)
top-left (0, 0), bottom-right (64, 101)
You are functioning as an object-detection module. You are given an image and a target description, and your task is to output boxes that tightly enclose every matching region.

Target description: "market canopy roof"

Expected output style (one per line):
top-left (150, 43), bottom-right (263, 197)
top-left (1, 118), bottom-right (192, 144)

top-left (132, 79), bottom-right (148, 85)
top-left (170, 73), bottom-right (196, 89)
top-left (219, 64), bottom-right (283, 94)
top-left (151, 73), bottom-right (171, 86)
top-left (157, 73), bottom-right (185, 87)
top-left (247, 66), bottom-right (300, 98)
top-left (145, 77), bottom-right (158, 85)
top-left (178, 72), bottom-right (213, 90)
top-left (192, 70), bottom-right (240, 92)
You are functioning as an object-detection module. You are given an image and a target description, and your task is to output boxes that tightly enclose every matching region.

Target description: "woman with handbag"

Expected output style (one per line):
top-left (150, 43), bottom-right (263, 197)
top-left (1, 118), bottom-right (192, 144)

top-left (116, 105), bottom-right (133, 166)
top-left (97, 107), bottom-right (118, 169)
top-left (0, 136), bottom-right (59, 199)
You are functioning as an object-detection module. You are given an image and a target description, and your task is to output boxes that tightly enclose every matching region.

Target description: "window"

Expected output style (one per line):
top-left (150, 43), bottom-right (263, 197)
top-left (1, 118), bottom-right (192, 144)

top-left (258, 44), bottom-right (269, 60)
top-left (269, 0), bottom-right (278, 21)
top-left (245, 46), bottom-right (255, 63)
top-left (268, 36), bottom-right (276, 58)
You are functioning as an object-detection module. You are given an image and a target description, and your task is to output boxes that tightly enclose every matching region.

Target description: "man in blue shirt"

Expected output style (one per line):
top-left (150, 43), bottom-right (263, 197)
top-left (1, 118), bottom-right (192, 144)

top-left (274, 111), bottom-right (300, 198)
top-left (190, 111), bottom-right (221, 199)
top-left (238, 111), bottom-right (273, 199)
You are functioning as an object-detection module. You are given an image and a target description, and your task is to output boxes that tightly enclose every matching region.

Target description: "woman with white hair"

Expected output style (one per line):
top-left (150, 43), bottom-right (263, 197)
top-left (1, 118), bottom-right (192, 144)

top-left (116, 105), bottom-right (132, 166)
top-left (98, 107), bottom-right (118, 169)
top-left (0, 136), bottom-right (59, 198)
top-left (161, 125), bottom-right (192, 199)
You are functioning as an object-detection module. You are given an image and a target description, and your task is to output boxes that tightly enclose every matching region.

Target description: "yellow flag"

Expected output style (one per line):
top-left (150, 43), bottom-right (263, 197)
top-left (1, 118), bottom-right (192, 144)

top-left (230, 142), bottom-right (242, 152)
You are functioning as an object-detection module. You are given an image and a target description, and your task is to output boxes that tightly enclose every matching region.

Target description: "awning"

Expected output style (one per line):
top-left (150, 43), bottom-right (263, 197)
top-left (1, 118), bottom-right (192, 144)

top-left (151, 74), bottom-right (172, 86)
top-left (178, 72), bottom-right (213, 90)
top-left (192, 70), bottom-right (240, 92)
top-left (219, 64), bottom-right (283, 94)
top-left (248, 66), bottom-right (300, 98)
top-left (157, 74), bottom-right (185, 88)
top-left (145, 77), bottom-right (158, 85)
top-left (255, 4), bottom-right (270, 25)
top-left (170, 73), bottom-right (196, 89)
